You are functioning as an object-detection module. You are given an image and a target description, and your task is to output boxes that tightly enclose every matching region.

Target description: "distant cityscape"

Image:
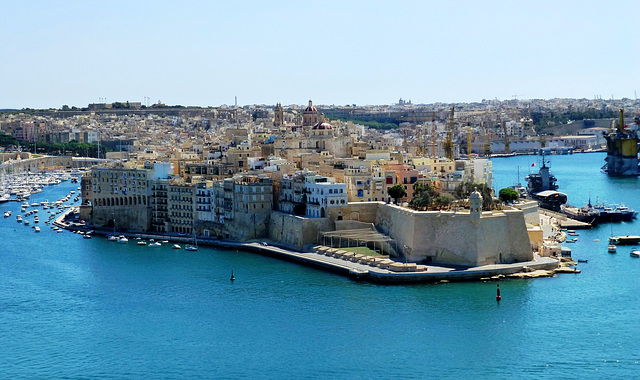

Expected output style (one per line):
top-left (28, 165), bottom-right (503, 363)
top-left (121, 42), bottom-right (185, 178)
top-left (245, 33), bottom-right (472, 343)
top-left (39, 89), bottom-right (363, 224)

top-left (1, 97), bottom-right (638, 268)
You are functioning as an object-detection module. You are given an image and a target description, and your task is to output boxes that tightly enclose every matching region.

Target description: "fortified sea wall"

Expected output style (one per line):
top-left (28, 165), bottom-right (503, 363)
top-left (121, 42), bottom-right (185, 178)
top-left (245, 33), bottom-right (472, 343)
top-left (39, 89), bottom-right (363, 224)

top-left (269, 211), bottom-right (333, 250)
top-left (331, 202), bottom-right (532, 266)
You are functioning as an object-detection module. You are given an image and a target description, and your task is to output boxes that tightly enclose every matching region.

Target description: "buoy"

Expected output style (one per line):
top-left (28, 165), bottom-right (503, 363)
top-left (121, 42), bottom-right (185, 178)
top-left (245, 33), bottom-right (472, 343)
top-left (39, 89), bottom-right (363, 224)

top-left (230, 270), bottom-right (235, 282)
top-left (496, 284), bottom-right (502, 302)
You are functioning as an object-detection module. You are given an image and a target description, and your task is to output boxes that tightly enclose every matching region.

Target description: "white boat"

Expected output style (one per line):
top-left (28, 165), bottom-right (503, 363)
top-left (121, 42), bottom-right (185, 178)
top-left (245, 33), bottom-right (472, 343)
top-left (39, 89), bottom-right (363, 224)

top-left (149, 242), bottom-right (162, 248)
top-left (185, 245), bottom-right (198, 251)
top-left (34, 227), bottom-right (40, 232)
top-left (107, 235), bottom-right (118, 241)
top-left (83, 234), bottom-right (92, 239)
top-left (4, 211), bottom-right (11, 217)
top-left (608, 245), bottom-right (617, 253)
top-left (117, 236), bottom-right (128, 244)
top-left (631, 250), bottom-right (640, 258)
top-left (137, 240), bottom-right (147, 246)
top-left (24, 220), bottom-right (30, 226)
top-left (172, 244), bottom-right (181, 249)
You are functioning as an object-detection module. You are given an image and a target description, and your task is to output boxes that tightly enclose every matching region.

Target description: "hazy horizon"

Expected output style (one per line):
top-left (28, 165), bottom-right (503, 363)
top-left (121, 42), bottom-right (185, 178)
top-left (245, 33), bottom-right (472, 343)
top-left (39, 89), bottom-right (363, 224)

top-left (2, 0), bottom-right (638, 109)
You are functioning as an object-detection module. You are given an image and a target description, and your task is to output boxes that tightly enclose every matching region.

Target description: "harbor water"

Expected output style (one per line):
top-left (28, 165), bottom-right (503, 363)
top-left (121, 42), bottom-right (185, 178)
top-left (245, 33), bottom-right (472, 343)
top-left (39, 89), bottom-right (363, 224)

top-left (1, 153), bottom-right (639, 379)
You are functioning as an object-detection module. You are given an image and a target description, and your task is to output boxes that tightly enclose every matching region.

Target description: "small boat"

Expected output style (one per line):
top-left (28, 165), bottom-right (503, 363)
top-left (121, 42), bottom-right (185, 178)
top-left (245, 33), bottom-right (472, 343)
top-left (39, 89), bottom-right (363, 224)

top-left (172, 244), bottom-right (181, 249)
top-left (34, 227), bottom-right (40, 232)
top-left (149, 242), bottom-right (162, 248)
top-left (577, 259), bottom-right (588, 263)
top-left (107, 235), bottom-right (118, 241)
top-left (568, 232), bottom-right (579, 236)
top-left (4, 211), bottom-right (11, 217)
top-left (631, 250), bottom-right (640, 258)
top-left (24, 220), bottom-right (30, 226)
top-left (137, 240), bottom-right (147, 246)
top-left (83, 234), bottom-right (92, 239)
top-left (117, 236), bottom-right (128, 244)
top-left (565, 238), bottom-right (578, 243)
top-left (185, 246), bottom-right (198, 252)
top-left (608, 245), bottom-right (617, 253)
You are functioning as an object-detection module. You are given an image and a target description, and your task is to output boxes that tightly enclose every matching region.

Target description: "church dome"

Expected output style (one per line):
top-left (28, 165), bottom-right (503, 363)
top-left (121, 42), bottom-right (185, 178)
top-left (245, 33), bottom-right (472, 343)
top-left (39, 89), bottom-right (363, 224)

top-left (304, 100), bottom-right (318, 114)
top-left (313, 122), bottom-right (332, 130)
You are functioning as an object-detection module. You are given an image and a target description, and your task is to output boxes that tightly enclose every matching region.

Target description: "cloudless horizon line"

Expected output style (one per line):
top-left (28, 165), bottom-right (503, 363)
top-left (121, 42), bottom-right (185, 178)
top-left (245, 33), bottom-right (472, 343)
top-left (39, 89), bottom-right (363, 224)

top-left (2, 93), bottom-right (639, 111)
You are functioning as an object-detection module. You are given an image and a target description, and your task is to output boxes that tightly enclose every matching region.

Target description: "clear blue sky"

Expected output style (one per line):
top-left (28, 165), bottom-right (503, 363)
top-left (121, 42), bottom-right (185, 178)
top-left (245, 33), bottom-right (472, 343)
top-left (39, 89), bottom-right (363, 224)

top-left (1, 0), bottom-right (638, 109)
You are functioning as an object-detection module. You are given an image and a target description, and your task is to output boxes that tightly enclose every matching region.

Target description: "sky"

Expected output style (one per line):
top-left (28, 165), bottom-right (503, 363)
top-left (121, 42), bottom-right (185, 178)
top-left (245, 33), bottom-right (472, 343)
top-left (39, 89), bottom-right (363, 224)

top-left (1, 0), bottom-right (638, 109)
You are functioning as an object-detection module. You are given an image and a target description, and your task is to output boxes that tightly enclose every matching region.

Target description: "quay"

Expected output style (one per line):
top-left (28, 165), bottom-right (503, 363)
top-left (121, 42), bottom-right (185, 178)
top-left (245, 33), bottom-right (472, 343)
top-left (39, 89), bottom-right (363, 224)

top-left (55, 207), bottom-right (563, 284)
top-left (539, 208), bottom-right (592, 229)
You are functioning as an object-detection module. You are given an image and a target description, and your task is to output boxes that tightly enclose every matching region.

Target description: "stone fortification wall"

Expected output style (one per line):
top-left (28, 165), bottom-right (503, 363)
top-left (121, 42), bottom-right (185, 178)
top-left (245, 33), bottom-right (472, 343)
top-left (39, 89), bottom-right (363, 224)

top-left (375, 204), bottom-right (532, 266)
top-left (514, 201), bottom-right (540, 225)
top-left (269, 211), bottom-right (332, 250)
top-left (92, 206), bottom-right (151, 232)
top-left (334, 220), bottom-right (375, 231)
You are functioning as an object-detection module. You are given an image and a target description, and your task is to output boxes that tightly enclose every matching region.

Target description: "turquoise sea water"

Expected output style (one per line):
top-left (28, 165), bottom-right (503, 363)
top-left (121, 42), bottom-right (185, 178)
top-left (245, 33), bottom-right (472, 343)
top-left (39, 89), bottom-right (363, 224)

top-left (1, 154), bottom-right (639, 379)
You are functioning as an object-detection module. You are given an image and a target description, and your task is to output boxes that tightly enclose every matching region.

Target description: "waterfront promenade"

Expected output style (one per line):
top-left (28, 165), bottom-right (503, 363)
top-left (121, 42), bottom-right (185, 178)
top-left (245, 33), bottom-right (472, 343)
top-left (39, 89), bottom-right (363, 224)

top-left (56, 207), bottom-right (561, 284)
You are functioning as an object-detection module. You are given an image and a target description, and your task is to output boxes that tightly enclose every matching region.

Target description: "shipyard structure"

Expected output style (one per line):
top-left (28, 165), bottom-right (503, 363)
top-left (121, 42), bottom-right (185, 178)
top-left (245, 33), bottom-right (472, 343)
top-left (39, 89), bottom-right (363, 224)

top-left (603, 109), bottom-right (640, 176)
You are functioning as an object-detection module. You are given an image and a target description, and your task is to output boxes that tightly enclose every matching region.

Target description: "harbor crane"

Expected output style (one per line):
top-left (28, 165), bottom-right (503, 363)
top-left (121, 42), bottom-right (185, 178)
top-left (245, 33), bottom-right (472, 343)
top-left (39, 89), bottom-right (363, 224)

top-left (444, 106), bottom-right (455, 161)
top-left (431, 112), bottom-right (437, 158)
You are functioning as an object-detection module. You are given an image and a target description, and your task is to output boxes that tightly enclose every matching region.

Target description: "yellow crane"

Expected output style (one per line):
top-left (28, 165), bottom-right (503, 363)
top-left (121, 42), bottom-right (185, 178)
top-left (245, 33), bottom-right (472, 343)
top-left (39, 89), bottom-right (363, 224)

top-left (431, 112), bottom-right (437, 158)
top-left (444, 106), bottom-right (455, 161)
top-left (466, 122), bottom-right (472, 158)
top-left (501, 119), bottom-right (511, 154)
top-left (481, 121), bottom-right (491, 157)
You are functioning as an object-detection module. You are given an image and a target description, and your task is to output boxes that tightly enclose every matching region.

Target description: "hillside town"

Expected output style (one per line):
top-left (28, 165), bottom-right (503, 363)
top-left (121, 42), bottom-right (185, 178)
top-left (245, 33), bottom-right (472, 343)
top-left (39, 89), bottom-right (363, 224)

top-left (1, 97), bottom-right (639, 272)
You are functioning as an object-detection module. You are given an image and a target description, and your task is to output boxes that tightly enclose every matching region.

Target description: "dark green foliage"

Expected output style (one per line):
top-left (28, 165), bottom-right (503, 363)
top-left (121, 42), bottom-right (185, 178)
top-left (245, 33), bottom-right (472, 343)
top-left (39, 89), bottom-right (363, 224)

top-left (0, 132), bottom-right (18, 147)
top-left (498, 188), bottom-right (519, 203)
top-left (387, 184), bottom-right (407, 204)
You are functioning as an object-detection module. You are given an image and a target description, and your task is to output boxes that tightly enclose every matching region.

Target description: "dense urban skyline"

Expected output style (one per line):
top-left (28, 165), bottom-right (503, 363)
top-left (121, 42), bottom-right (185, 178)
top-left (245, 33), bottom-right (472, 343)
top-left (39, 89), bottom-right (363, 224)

top-left (2, 0), bottom-right (638, 109)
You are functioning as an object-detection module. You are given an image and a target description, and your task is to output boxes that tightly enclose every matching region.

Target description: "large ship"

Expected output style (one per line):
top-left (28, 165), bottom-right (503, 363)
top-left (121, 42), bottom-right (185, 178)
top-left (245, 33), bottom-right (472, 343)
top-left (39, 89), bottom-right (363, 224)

top-left (525, 154), bottom-right (567, 212)
top-left (602, 109), bottom-right (640, 176)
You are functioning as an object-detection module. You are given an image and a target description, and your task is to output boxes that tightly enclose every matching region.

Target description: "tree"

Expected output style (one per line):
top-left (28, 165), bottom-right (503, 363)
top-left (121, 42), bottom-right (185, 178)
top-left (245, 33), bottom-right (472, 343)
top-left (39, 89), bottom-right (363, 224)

top-left (387, 184), bottom-right (407, 205)
top-left (498, 188), bottom-right (519, 203)
top-left (409, 182), bottom-right (438, 210)
top-left (433, 195), bottom-right (453, 210)
top-left (455, 181), bottom-right (495, 210)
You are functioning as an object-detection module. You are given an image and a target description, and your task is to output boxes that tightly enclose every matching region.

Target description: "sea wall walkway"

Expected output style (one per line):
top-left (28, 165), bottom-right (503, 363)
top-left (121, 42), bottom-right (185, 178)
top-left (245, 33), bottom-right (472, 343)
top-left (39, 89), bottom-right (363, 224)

top-left (55, 208), bottom-right (561, 284)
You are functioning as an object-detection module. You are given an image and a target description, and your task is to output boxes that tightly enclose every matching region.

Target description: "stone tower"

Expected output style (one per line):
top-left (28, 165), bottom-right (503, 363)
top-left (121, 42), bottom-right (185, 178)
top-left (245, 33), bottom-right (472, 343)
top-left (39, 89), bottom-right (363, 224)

top-left (273, 103), bottom-right (284, 127)
top-left (470, 190), bottom-right (482, 218)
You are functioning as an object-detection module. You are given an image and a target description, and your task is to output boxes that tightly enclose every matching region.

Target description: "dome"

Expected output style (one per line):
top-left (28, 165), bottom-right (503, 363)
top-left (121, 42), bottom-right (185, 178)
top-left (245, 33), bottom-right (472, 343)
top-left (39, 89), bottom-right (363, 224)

top-left (304, 100), bottom-right (318, 114)
top-left (313, 122), bottom-right (332, 130)
top-left (470, 190), bottom-right (482, 199)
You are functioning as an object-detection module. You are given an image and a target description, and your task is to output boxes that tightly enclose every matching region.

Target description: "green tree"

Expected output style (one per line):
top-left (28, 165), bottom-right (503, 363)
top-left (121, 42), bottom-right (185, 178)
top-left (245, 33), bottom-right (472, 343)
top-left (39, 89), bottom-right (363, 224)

top-left (409, 182), bottom-right (438, 210)
top-left (498, 188), bottom-right (519, 203)
top-left (387, 184), bottom-right (407, 205)
top-left (455, 181), bottom-right (495, 210)
top-left (433, 195), bottom-right (453, 209)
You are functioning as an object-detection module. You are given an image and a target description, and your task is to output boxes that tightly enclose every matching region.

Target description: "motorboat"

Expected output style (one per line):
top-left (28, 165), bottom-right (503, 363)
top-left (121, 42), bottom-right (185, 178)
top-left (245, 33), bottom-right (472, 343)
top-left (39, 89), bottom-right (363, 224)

top-left (608, 244), bottom-right (617, 253)
top-left (83, 234), bottom-right (92, 239)
top-left (4, 211), bottom-right (11, 217)
top-left (185, 245), bottom-right (198, 252)
top-left (117, 236), bottom-right (128, 244)
top-left (631, 250), bottom-right (640, 258)
top-left (137, 240), bottom-right (147, 246)
top-left (149, 242), bottom-right (162, 248)
top-left (172, 244), bottom-right (181, 249)
top-left (34, 227), bottom-right (40, 232)
top-left (107, 235), bottom-right (118, 241)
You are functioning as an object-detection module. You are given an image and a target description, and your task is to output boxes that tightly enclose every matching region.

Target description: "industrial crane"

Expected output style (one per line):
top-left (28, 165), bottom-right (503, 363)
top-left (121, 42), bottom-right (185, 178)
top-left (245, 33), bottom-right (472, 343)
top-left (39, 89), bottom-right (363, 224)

top-left (481, 121), bottom-right (491, 157)
top-left (431, 112), bottom-right (437, 158)
top-left (444, 106), bottom-right (455, 161)
top-left (466, 121), bottom-right (472, 158)
top-left (501, 119), bottom-right (511, 154)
